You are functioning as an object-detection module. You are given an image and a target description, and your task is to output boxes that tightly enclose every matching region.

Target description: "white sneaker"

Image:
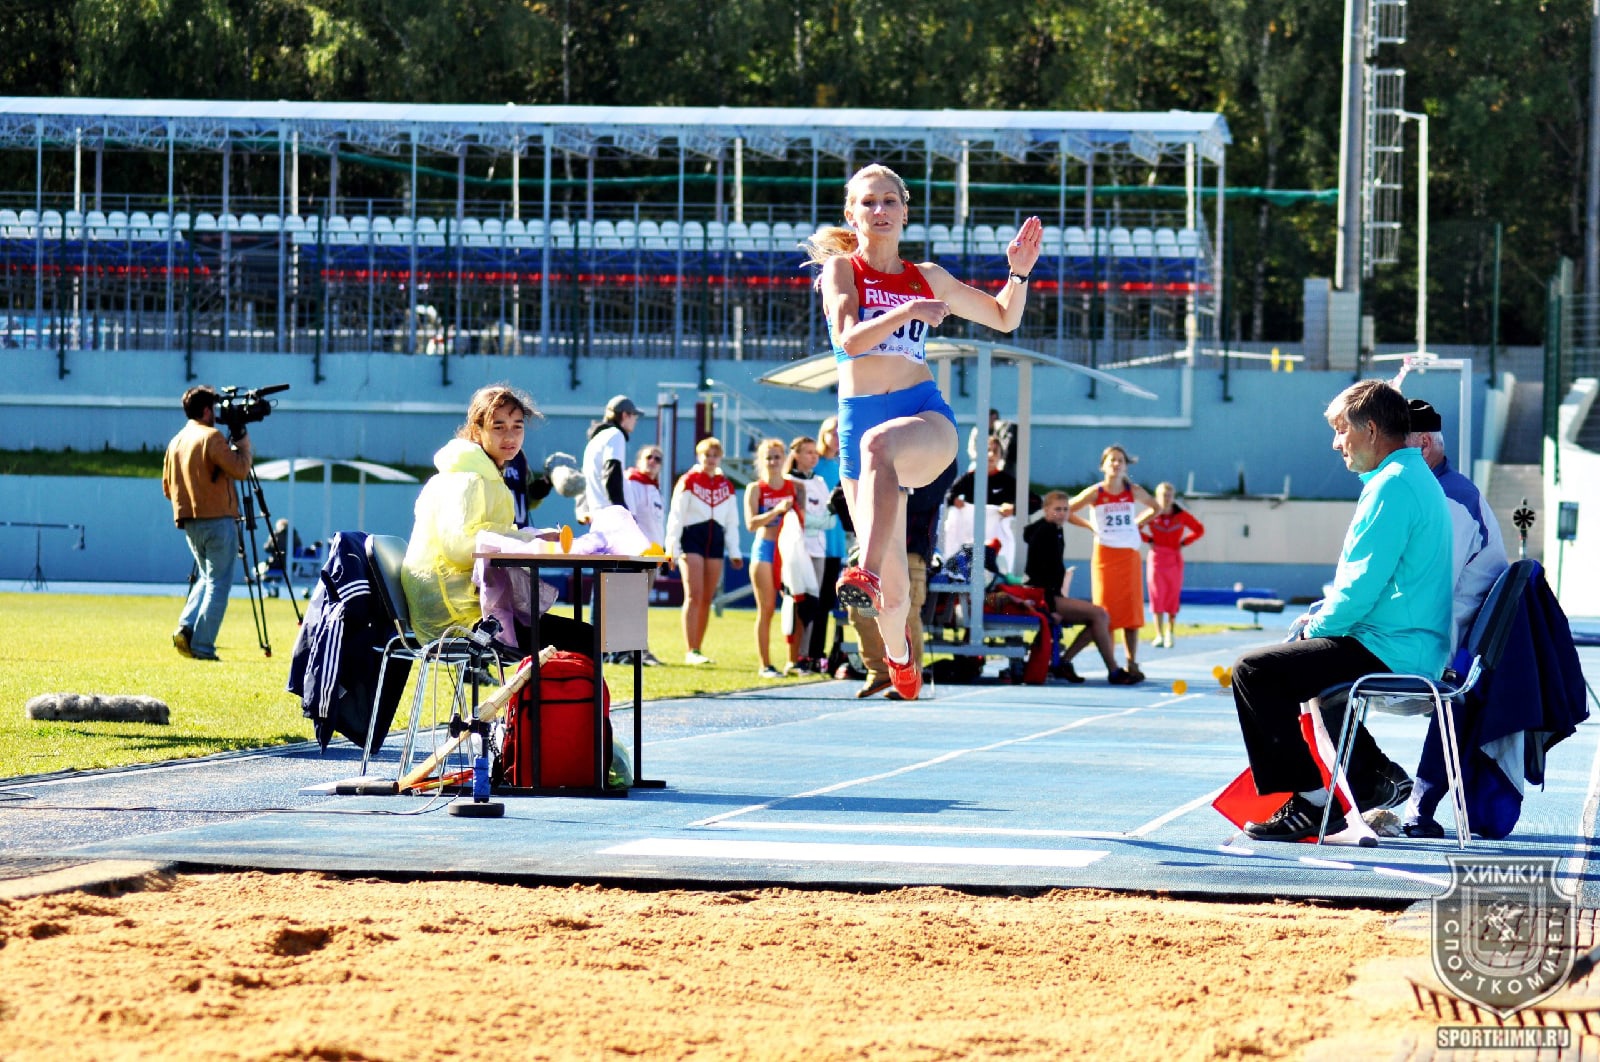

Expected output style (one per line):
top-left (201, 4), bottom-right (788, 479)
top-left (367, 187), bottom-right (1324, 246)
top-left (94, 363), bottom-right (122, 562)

top-left (685, 650), bottom-right (712, 665)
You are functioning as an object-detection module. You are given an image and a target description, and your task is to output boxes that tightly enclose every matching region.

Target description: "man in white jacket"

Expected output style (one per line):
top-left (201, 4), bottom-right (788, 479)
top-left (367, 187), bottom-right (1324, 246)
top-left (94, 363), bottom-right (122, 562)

top-left (581, 394), bottom-right (642, 521)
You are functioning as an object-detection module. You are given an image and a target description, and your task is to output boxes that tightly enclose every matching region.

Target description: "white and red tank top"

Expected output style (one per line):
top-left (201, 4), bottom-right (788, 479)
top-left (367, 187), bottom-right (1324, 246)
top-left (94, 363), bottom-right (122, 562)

top-left (755, 479), bottom-right (797, 531)
top-left (830, 256), bottom-right (933, 365)
top-left (1090, 485), bottom-right (1143, 550)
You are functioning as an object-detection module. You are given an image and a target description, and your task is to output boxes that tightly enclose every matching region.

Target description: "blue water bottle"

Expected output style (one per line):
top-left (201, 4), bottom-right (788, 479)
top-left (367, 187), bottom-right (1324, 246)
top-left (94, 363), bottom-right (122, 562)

top-left (472, 754), bottom-right (490, 801)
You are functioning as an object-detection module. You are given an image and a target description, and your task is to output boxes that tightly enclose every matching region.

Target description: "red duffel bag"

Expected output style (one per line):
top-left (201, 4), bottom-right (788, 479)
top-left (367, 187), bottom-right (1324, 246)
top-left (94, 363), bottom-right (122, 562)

top-left (502, 651), bottom-right (611, 788)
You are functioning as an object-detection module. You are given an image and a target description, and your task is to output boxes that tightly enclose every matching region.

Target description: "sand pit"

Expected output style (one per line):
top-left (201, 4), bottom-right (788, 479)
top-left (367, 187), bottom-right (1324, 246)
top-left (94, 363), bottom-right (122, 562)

top-left (0, 870), bottom-right (1456, 1060)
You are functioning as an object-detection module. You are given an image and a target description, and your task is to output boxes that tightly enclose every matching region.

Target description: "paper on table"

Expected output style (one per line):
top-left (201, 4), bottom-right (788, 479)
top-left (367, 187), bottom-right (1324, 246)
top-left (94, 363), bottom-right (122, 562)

top-left (474, 531), bottom-right (562, 642)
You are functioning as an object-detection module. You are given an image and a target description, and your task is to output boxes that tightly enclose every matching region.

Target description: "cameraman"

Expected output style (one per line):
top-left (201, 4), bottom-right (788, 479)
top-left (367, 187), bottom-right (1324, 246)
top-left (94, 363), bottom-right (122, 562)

top-left (162, 385), bottom-right (254, 661)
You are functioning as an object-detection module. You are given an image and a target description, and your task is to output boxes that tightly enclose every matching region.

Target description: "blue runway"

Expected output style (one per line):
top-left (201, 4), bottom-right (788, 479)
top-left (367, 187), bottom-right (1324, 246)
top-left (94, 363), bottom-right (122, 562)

top-left (4, 606), bottom-right (1597, 906)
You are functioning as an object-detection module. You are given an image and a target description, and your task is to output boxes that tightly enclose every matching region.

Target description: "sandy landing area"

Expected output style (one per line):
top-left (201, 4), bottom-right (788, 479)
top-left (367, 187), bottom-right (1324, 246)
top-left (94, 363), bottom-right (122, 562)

top-left (0, 870), bottom-right (1464, 1061)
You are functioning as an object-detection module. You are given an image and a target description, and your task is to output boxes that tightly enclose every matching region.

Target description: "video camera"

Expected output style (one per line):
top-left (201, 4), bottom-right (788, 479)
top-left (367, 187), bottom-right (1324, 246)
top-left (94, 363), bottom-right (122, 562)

top-left (215, 383), bottom-right (290, 436)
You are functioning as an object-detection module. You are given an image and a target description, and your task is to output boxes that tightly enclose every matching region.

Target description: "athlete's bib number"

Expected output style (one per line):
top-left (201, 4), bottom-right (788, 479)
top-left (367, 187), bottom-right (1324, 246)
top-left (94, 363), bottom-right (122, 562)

top-left (1092, 501), bottom-right (1141, 548)
top-left (862, 306), bottom-right (927, 362)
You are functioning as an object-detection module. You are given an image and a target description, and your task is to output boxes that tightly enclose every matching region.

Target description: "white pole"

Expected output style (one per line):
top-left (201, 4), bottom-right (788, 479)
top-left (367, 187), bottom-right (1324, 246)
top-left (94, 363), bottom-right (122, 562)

top-left (734, 137), bottom-right (744, 224)
top-left (957, 141), bottom-right (970, 223)
top-left (1416, 112), bottom-right (1429, 356)
top-left (1335, 0), bottom-right (1367, 294)
top-left (1185, 143), bottom-right (1196, 230)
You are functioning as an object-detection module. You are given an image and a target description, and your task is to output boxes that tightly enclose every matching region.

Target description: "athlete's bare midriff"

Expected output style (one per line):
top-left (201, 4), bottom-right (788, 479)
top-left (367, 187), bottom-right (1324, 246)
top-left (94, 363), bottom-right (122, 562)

top-left (837, 354), bottom-right (935, 398)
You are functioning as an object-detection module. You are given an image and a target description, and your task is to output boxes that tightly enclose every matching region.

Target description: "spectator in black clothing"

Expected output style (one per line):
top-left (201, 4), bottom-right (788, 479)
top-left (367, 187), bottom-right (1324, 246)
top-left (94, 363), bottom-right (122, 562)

top-left (500, 450), bottom-right (555, 529)
top-left (1023, 491), bottom-right (1136, 685)
top-left (948, 436), bottom-right (1041, 516)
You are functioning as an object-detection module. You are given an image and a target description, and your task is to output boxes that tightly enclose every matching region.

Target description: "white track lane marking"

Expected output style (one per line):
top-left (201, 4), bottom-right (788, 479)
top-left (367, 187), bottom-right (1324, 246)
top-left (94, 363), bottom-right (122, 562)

top-left (701, 821), bottom-right (1125, 840)
top-left (1373, 865), bottom-right (1449, 888)
top-left (688, 703), bottom-right (1166, 828)
top-left (1126, 786), bottom-right (1226, 837)
top-left (602, 837), bottom-right (1108, 868)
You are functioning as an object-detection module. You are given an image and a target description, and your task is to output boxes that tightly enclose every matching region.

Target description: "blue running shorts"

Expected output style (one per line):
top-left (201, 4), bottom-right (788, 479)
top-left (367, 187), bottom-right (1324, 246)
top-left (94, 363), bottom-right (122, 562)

top-left (837, 378), bottom-right (958, 481)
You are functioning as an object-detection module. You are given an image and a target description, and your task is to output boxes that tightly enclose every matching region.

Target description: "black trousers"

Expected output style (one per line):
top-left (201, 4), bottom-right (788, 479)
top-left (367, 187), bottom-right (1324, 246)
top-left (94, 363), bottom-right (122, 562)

top-left (1232, 636), bottom-right (1394, 794)
top-left (513, 611), bottom-right (597, 661)
top-left (805, 555), bottom-right (843, 661)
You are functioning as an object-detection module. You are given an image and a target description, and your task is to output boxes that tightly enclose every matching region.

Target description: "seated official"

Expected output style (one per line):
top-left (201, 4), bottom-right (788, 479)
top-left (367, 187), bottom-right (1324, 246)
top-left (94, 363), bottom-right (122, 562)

top-left (1405, 399), bottom-right (1509, 650)
top-left (1401, 399), bottom-right (1512, 837)
top-left (1023, 492), bottom-right (1135, 685)
top-left (948, 436), bottom-right (1041, 517)
top-left (402, 383), bottom-right (593, 660)
top-left (1232, 380), bottom-right (1453, 842)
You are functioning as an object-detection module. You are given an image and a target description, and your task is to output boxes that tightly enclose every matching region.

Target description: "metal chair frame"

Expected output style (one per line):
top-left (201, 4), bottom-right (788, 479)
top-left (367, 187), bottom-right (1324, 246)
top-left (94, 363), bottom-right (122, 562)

top-left (359, 533), bottom-right (501, 779)
top-left (1316, 559), bottom-right (1537, 847)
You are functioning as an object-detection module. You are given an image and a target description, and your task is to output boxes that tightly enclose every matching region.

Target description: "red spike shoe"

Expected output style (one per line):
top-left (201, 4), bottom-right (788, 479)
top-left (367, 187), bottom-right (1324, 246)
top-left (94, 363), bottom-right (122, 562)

top-left (885, 627), bottom-right (922, 701)
top-left (835, 565), bottom-right (883, 617)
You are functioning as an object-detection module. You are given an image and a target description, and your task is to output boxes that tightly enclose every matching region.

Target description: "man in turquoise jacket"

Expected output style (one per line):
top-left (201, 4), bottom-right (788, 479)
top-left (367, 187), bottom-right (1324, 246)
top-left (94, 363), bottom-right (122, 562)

top-left (1234, 379), bottom-right (1453, 841)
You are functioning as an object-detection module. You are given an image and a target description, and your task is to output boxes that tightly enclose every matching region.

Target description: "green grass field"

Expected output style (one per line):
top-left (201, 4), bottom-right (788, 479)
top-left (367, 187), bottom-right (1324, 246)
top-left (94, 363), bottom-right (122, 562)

top-left (0, 590), bottom-right (1218, 781)
top-left (0, 591), bottom-right (830, 780)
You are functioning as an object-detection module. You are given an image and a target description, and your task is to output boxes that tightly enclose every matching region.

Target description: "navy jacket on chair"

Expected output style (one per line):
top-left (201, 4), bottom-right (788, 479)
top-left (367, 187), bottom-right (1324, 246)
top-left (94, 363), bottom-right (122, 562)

top-left (287, 530), bottom-right (411, 752)
top-left (1411, 561), bottom-right (1589, 838)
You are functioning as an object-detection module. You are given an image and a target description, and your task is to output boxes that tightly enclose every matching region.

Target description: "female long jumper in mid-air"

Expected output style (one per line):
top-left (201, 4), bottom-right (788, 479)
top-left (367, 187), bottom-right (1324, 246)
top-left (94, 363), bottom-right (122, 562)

top-left (804, 163), bottom-right (1042, 701)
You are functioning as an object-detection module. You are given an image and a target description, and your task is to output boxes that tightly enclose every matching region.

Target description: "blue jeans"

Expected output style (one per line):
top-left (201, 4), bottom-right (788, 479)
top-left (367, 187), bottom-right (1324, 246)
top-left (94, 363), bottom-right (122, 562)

top-left (178, 516), bottom-right (238, 656)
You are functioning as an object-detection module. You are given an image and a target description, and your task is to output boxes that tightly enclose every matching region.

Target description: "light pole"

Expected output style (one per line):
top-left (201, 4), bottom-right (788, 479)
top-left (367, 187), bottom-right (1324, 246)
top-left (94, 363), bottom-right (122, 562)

top-left (1401, 110), bottom-right (1429, 356)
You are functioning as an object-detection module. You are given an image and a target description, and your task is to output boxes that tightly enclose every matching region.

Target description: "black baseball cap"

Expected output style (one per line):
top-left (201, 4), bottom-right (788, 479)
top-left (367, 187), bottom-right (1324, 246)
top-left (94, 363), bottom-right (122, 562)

top-left (606, 394), bottom-right (643, 418)
top-left (1408, 399), bottom-right (1443, 434)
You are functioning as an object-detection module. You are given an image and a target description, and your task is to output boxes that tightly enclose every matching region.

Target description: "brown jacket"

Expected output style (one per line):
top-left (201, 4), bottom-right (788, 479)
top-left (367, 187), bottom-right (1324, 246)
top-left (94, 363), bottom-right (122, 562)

top-left (162, 420), bottom-right (253, 525)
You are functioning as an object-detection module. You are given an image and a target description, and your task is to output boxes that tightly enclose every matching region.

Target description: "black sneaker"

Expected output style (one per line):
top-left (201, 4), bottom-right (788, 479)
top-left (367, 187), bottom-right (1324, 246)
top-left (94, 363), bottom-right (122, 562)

top-left (1050, 662), bottom-right (1085, 684)
top-left (1403, 817), bottom-right (1446, 839)
top-left (1352, 760), bottom-right (1413, 812)
top-left (1243, 794), bottom-right (1347, 842)
top-left (173, 627), bottom-right (194, 658)
top-left (1107, 667), bottom-right (1138, 685)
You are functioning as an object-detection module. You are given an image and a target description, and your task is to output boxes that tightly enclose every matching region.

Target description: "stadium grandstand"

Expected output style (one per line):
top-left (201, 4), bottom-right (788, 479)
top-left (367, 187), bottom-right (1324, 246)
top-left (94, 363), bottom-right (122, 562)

top-left (0, 99), bottom-right (1229, 365)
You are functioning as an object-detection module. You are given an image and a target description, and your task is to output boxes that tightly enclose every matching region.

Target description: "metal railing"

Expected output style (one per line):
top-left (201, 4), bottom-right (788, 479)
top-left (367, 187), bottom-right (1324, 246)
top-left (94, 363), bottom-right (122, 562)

top-left (0, 200), bottom-right (1219, 367)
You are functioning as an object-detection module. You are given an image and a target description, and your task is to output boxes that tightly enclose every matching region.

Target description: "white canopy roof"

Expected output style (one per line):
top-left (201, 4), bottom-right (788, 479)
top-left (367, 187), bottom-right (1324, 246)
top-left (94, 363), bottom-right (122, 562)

top-left (759, 339), bottom-right (1159, 400)
top-left (0, 99), bottom-right (1230, 164)
top-left (253, 458), bottom-right (418, 483)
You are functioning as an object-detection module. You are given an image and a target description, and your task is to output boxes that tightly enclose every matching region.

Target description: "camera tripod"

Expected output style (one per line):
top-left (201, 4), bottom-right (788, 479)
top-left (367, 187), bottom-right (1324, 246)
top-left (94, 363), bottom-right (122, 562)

top-left (231, 440), bottom-right (303, 656)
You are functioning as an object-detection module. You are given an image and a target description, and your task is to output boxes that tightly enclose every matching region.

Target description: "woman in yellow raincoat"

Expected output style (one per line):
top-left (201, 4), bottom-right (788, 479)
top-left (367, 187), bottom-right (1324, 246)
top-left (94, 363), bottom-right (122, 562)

top-left (402, 383), bottom-right (591, 656)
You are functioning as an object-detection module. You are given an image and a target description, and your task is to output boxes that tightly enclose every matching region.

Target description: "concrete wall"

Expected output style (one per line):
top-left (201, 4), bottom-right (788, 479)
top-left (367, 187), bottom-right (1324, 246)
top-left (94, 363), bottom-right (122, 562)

top-left (0, 346), bottom-right (1510, 601)
top-left (0, 347), bottom-right (1494, 502)
top-left (1545, 379), bottom-right (1600, 616)
top-left (0, 470), bottom-right (1340, 599)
